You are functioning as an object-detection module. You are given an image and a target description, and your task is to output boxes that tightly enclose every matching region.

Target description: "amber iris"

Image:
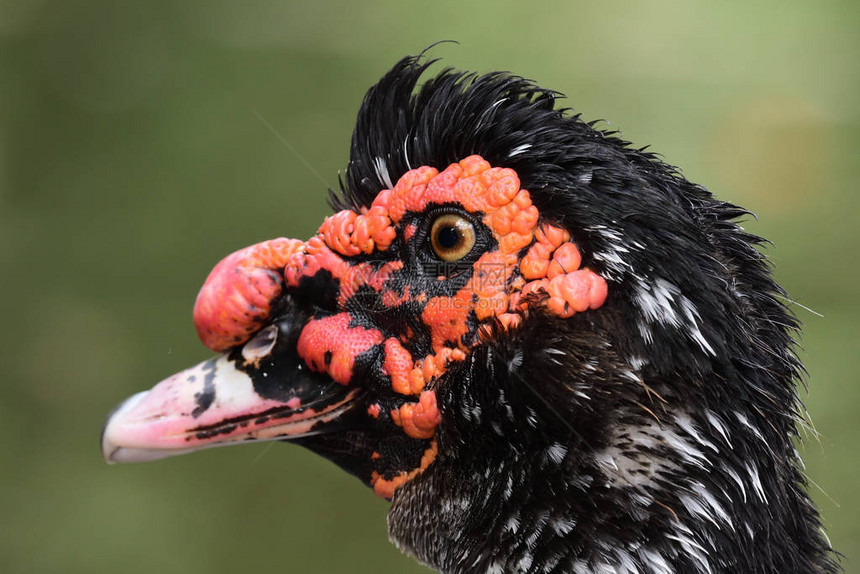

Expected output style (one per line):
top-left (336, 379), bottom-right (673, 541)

top-left (429, 214), bottom-right (476, 261)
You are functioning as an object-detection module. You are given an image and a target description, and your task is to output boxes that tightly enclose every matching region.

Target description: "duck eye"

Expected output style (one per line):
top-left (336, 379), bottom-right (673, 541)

top-left (430, 214), bottom-right (476, 262)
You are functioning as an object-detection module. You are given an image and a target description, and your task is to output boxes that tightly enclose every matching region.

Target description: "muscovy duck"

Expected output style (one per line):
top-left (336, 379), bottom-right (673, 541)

top-left (102, 55), bottom-right (839, 573)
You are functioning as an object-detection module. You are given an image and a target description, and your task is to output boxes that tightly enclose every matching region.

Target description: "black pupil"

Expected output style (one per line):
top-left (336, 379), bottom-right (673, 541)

top-left (437, 225), bottom-right (461, 249)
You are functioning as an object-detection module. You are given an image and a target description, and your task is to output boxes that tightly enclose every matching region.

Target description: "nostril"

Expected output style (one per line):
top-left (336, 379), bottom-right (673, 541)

top-left (242, 324), bottom-right (279, 362)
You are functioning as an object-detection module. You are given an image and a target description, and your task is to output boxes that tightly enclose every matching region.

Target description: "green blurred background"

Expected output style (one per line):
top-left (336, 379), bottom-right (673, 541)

top-left (1, 1), bottom-right (857, 572)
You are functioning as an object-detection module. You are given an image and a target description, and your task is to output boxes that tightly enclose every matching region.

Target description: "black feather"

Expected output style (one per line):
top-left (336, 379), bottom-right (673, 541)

top-left (342, 54), bottom-right (839, 573)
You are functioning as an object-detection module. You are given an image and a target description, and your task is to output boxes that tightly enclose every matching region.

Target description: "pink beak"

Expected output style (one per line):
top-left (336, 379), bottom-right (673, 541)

top-left (102, 352), bottom-right (359, 464)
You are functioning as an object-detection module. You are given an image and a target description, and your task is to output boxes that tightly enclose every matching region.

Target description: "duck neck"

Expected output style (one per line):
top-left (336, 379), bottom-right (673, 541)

top-left (387, 403), bottom-right (837, 574)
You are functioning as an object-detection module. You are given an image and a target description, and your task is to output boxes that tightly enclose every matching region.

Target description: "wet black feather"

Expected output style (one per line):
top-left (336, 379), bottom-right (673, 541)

top-left (333, 55), bottom-right (838, 573)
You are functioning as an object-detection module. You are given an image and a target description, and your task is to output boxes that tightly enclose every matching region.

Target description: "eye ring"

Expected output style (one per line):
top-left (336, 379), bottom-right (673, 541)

top-left (429, 213), bottom-right (476, 262)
